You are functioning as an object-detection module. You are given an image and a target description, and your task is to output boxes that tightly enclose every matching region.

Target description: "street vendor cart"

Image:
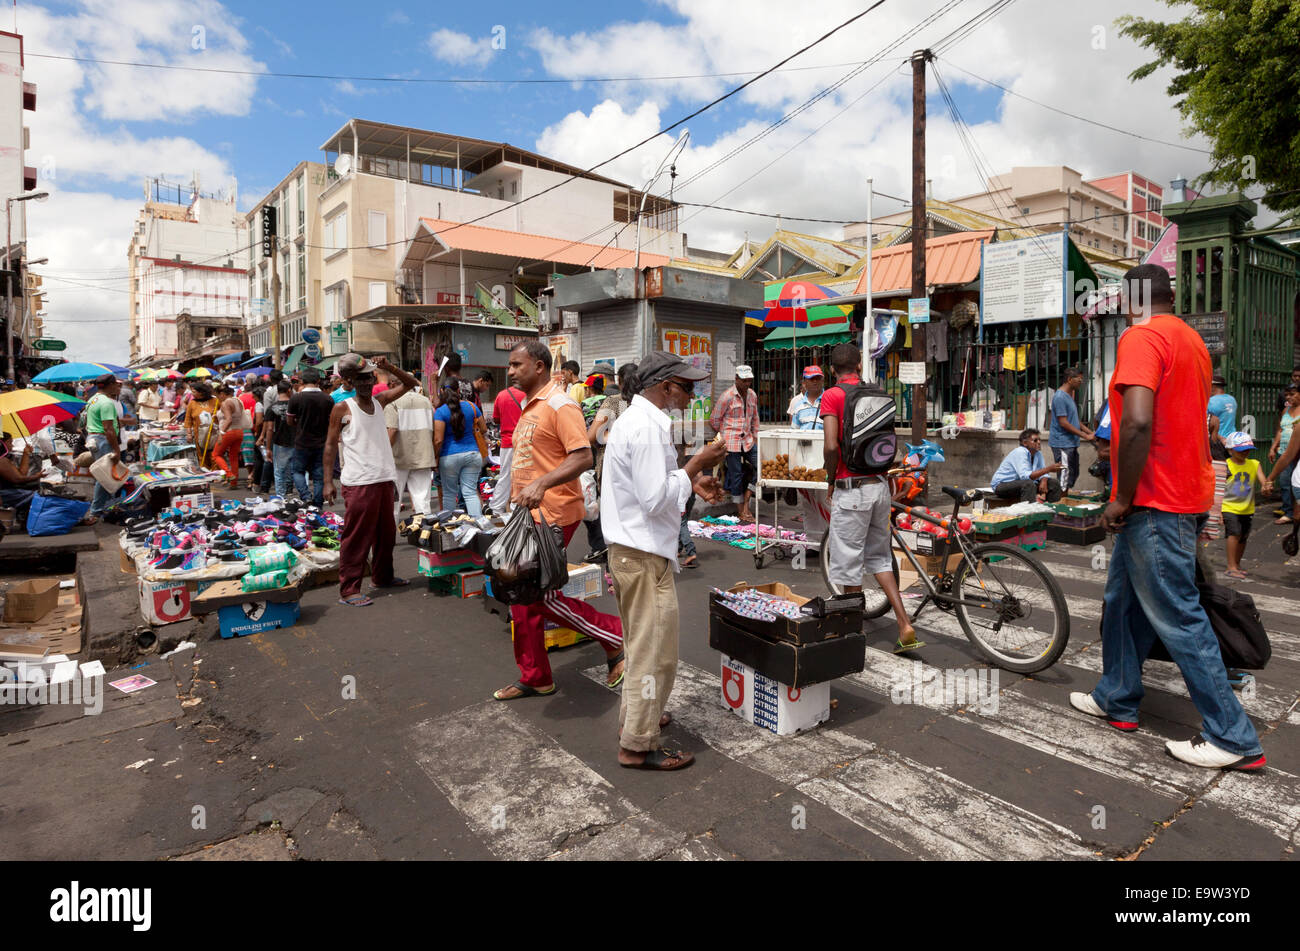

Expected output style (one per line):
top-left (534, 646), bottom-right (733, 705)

top-left (751, 428), bottom-right (829, 569)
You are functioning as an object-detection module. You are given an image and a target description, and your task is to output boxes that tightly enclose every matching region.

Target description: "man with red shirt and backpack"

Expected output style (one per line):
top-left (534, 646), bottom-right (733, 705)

top-left (490, 377), bottom-right (526, 516)
top-left (1070, 264), bottom-right (1264, 771)
top-left (821, 343), bottom-right (920, 653)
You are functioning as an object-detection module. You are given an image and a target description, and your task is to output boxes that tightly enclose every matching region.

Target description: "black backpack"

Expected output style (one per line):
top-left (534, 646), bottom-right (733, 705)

top-left (836, 381), bottom-right (897, 475)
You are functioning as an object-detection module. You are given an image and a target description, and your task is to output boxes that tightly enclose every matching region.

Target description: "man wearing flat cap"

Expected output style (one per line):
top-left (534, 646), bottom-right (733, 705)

top-left (602, 351), bottom-right (726, 770)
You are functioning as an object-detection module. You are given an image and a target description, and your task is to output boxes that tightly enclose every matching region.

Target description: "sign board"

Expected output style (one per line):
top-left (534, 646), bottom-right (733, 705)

top-left (434, 292), bottom-right (471, 306)
top-left (660, 327), bottom-right (714, 406)
top-left (260, 206), bottom-right (277, 258)
top-left (328, 322), bottom-right (349, 355)
top-left (251, 298), bottom-right (270, 318)
top-left (562, 310), bottom-right (579, 330)
top-left (32, 339), bottom-right (66, 351)
top-left (494, 333), bottom-right (532, 351)
top-left (907, 298), bottom-right (931, 325)
top-left (541, 332), bottom-right (578, 373)
top-left (304, 343), bottom-right (321, 360)
top-left (898, 361), bottom-right (927, 384)
top-left (1184, 311), bottom-right (1227, 356)
top-left (980, 232), bottom-right (1067, 326)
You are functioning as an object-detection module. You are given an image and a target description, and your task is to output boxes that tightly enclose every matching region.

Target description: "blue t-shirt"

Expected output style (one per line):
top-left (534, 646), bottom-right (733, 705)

top-left (1206, 393), bottom-right (1237, 439)
top-left (992, 446), bottom-right (1045, 488)
top-left (331, 387), bottom-right (355, 404)
top-left (435, 400), bottom-right (481, 457)
top-left (1049, 389), bottom-right (1080, 449)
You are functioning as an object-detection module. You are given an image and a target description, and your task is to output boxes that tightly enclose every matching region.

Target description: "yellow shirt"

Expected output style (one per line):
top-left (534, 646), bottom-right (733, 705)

top-left (1221, 458), bottom-right (1260, 515)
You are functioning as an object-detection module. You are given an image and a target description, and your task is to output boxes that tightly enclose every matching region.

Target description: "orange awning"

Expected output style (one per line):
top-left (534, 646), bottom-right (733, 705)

top-left (412, 217), bottom-right (670, 270)
top-left (852, 230), bottom-right (992, 296)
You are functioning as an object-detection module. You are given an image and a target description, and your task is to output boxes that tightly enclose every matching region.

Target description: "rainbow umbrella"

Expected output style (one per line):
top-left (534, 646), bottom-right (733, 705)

top-left (184, 367), bottom-right (215, 379)
top-left (0, 388), bottom-right (85, 438)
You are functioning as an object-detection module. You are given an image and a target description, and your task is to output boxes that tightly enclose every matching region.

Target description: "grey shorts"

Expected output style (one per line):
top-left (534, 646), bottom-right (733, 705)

top-left (826, 478), bottom-right (893, 585)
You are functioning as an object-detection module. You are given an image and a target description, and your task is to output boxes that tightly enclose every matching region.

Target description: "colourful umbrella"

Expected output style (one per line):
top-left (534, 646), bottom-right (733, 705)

top-left (31, 362), bottom-right (124, 385)
top-left (0, 388), bottom-right (85, 438)
top-left (184, 367), bottom-right (215, 379)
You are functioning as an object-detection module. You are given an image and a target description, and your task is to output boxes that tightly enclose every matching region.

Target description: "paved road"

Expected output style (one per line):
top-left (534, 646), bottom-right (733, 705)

top-left (3, 509), bottom-right (1297, 861)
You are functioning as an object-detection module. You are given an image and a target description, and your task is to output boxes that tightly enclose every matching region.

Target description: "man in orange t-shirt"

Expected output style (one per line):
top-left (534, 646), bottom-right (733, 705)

top-left (492, 341), bottom-right (625, 702)
top-left (1070, 264), bottom-right (1263, 771)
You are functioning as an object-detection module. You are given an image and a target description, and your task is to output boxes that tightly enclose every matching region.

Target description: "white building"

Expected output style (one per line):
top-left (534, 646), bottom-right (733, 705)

top-left (0, 29), bottom-right (38, 373)
top-left (127, 178), bottom-right (249, 365)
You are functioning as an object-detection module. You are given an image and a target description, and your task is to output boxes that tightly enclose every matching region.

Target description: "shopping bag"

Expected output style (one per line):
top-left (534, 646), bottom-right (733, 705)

top-left (485, 505), bottom-right (542, 605)
top-left (534, 512), bottom-right (569, 594)
top-left (579, 470), bottom-right (600, 521)
top-left (26, 493), bottom-right (90, 537)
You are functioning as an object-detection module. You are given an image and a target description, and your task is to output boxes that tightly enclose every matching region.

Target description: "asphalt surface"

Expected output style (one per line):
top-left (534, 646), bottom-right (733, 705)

top-left (2, 497), bottom-right (1297, 861)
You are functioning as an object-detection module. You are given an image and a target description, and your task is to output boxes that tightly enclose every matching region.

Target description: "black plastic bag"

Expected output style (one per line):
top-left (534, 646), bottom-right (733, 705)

top-left (534, 512), bottom-right (569, 594)
top-left (485, 506), bottom-right (543, 605)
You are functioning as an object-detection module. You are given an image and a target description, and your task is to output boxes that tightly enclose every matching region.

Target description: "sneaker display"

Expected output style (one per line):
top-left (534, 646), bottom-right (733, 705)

top-left (1068, 691), bottom-right (1139, 731)
top-left (1165, 736), bottom-right (1266, 771)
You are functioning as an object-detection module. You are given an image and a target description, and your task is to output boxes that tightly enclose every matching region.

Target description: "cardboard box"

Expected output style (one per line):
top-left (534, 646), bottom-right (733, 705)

top-left (720, 654), bottom-right (830, 735)
top-left (191, 578), bottom-right (303, 614)
top-left (416, 548), bottom-right (485, 578)
top-left (216, 600), bottom-right (301, 638)
top-left (708, 582), bottom-right (863, 646)
top-left (453, 570), bottom-right (486, 599)
top-left (560, 563), bottom-right (603, 601)
top-left (138, 577), bottom-right (214, 626)
top-left (4, 579), bottom-right (62, 623)
top-left (172, 490), bottom-right (214, 515)
top-left (0, 580), bottom-right (83, 657)
top-left (1047, 522), bottom-right (1105, 546)
top-left (709, 613), bottom-right (865, 688)
top-left (119, 548), bottom-right (137, 575)
top-left (511, 619), bottom-right (587, 651)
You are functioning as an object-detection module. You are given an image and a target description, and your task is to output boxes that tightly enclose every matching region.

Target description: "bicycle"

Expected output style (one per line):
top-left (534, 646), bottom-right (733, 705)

top-left (820, 475), bottom-right (1070, 673)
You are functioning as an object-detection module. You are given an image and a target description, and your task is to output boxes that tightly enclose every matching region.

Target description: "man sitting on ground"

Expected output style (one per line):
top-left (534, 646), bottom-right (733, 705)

top-left (991, 428), bottom-right (1063, 503)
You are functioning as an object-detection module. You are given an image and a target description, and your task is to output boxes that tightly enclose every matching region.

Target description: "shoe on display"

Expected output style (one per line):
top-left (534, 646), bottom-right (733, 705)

top-left (1165, 736), bottom-right (1266, 770)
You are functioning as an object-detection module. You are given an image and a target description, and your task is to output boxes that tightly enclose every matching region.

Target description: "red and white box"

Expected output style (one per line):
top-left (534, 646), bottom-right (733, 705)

top-left (720, 654), bottom-right (830, 736)
top-left (138, 577), bottom-right (214, 626)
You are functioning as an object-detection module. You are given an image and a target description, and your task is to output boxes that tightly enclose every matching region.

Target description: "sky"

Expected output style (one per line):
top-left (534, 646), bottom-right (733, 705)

top-left (13, 0), bottom-right (1231, 365)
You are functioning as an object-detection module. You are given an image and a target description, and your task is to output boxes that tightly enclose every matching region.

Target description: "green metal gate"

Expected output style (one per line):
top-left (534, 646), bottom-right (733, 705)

top-left (1169, 194), bottom-right (1300, 462)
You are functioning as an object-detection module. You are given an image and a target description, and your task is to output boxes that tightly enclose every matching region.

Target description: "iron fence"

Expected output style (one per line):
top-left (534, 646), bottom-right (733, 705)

top-left (745, 316), bottom-right (1126, 433)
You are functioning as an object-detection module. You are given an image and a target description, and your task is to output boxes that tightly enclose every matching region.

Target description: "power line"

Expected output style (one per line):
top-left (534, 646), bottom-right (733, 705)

top-left (931, 0), bottom-right (1017, 54)
top-left (940, 59), bottom-right (1213, 155)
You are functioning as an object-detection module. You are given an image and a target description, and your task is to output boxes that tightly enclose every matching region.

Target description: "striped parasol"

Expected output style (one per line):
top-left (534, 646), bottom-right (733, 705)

top-left (0, 388), bottom-right (86, 438)
top-left (184, 367), bottom-right (216, 379)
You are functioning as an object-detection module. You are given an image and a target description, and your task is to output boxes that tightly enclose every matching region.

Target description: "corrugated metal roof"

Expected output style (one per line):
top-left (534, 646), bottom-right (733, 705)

top-left (412, 218), bottom-right (670, 270)
top-left (738, 230), bottom-right (864, 279)
top-left (852, 230), bottom-right (992, 296)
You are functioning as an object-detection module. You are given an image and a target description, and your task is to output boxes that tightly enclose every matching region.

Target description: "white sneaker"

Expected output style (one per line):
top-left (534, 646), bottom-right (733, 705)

top-left (1069, 692), bottom-right (1139, 732)
top-left (1165, 736), bottom-right (1266, 771)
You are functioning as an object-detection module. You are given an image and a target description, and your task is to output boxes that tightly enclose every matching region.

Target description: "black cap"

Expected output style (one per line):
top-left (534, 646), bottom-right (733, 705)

top-left (94, 372), bottom-right (117, 386)
top-left (635, 351), bottom-right (711, 389)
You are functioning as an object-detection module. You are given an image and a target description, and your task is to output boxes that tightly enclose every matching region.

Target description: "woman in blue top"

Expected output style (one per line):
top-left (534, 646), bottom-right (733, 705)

top-left (434, 385), bottom-right (487, 517)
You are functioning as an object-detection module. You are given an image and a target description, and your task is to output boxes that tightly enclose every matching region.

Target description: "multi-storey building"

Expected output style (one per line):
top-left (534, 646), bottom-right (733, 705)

top-left (949, 166), bottom-right (1133, 260)
top-left (0, 29), bottom-right (39, 374)
top-left (243, 161), bottom-right (327, 353)
top-left (1087, 172), bottom-right (1170, 258)
top-left (126, 178), bottom-right (249, 365)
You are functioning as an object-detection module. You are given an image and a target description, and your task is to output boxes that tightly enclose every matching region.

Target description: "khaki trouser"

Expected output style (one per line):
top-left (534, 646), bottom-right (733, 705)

top-left (608, 543), bottom-right (679, 752)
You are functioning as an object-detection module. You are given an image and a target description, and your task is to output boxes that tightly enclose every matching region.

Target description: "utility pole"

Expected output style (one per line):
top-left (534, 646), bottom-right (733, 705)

top-left (272, 266), bottom-right (281, 370)
top-left (909, 49), bottom-right (931, 445)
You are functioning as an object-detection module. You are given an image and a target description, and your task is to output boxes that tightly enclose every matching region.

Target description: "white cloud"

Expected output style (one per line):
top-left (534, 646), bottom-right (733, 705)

top-left (333, 80), bottom-right (378, 96)
top-left (427, 28), bottom-right (494, 69)
top-left (14, 0), bottom-right (264, 365)
top-left (387, 10), bottom-right (411, 26)
top-left (530, 0), bottom-right (1218, 254)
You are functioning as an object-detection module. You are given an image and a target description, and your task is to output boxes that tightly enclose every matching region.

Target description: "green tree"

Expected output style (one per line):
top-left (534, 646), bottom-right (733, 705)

top-left (1118, 0), bottom-right (1300, 220)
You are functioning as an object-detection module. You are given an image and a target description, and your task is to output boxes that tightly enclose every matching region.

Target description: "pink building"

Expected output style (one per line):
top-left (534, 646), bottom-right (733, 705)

top-left (1087, 172), bottom-right (1170, 257)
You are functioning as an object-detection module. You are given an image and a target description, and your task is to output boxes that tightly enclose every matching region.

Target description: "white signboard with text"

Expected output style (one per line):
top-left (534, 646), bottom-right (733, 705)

top-left (980, 233), bottom-right (1067, 326)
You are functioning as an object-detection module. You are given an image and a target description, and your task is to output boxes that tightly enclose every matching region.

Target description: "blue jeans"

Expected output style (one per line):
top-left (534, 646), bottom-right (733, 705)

top-left (292, 446), bottom-right (325, 507)
top-left (1280, 460), bottom-right (1296, 511)
top-left (1092, 508), bottom-right (1261, 757)
top-left (88, 435), bottom-right (120, 515)
top-left (1050, 445), bottom-right (1080, 492)
top-left (272, 444), bottom-right (294, 498)
top-left (440, 451), bottom-right (483, 518)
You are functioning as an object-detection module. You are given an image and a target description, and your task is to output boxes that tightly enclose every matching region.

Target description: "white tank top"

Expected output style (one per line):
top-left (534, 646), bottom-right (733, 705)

top-left (340, 396), bottom-right (399, 487)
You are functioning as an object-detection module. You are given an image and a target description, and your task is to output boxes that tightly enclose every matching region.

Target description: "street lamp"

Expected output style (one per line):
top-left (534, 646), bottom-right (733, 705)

top-left (5, 191), bottom-right (49, 380)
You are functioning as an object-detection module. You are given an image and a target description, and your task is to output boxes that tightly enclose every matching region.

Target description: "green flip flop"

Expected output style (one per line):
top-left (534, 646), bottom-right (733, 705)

top-left (893, 638), bottom-right (927, 654)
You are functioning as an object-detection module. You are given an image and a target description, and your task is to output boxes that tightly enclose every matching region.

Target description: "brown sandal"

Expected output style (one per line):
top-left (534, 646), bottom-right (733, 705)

top-left (619, 748), bottom-right (694, 771)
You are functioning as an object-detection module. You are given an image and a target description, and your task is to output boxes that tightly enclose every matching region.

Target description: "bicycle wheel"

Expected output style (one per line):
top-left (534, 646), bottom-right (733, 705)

top-left (820, 533), bottom-right (896, 619)
top-left (952, 542), bottom-right (1069, 673)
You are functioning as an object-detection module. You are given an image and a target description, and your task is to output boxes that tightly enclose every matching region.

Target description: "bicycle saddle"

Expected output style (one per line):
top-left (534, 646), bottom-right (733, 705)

top-left (942, 485), bottom-right (984, 503)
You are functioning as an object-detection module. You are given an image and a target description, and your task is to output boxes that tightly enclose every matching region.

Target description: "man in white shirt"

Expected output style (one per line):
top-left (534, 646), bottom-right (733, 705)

top-left (602, 351), bottom-right (726, 771)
